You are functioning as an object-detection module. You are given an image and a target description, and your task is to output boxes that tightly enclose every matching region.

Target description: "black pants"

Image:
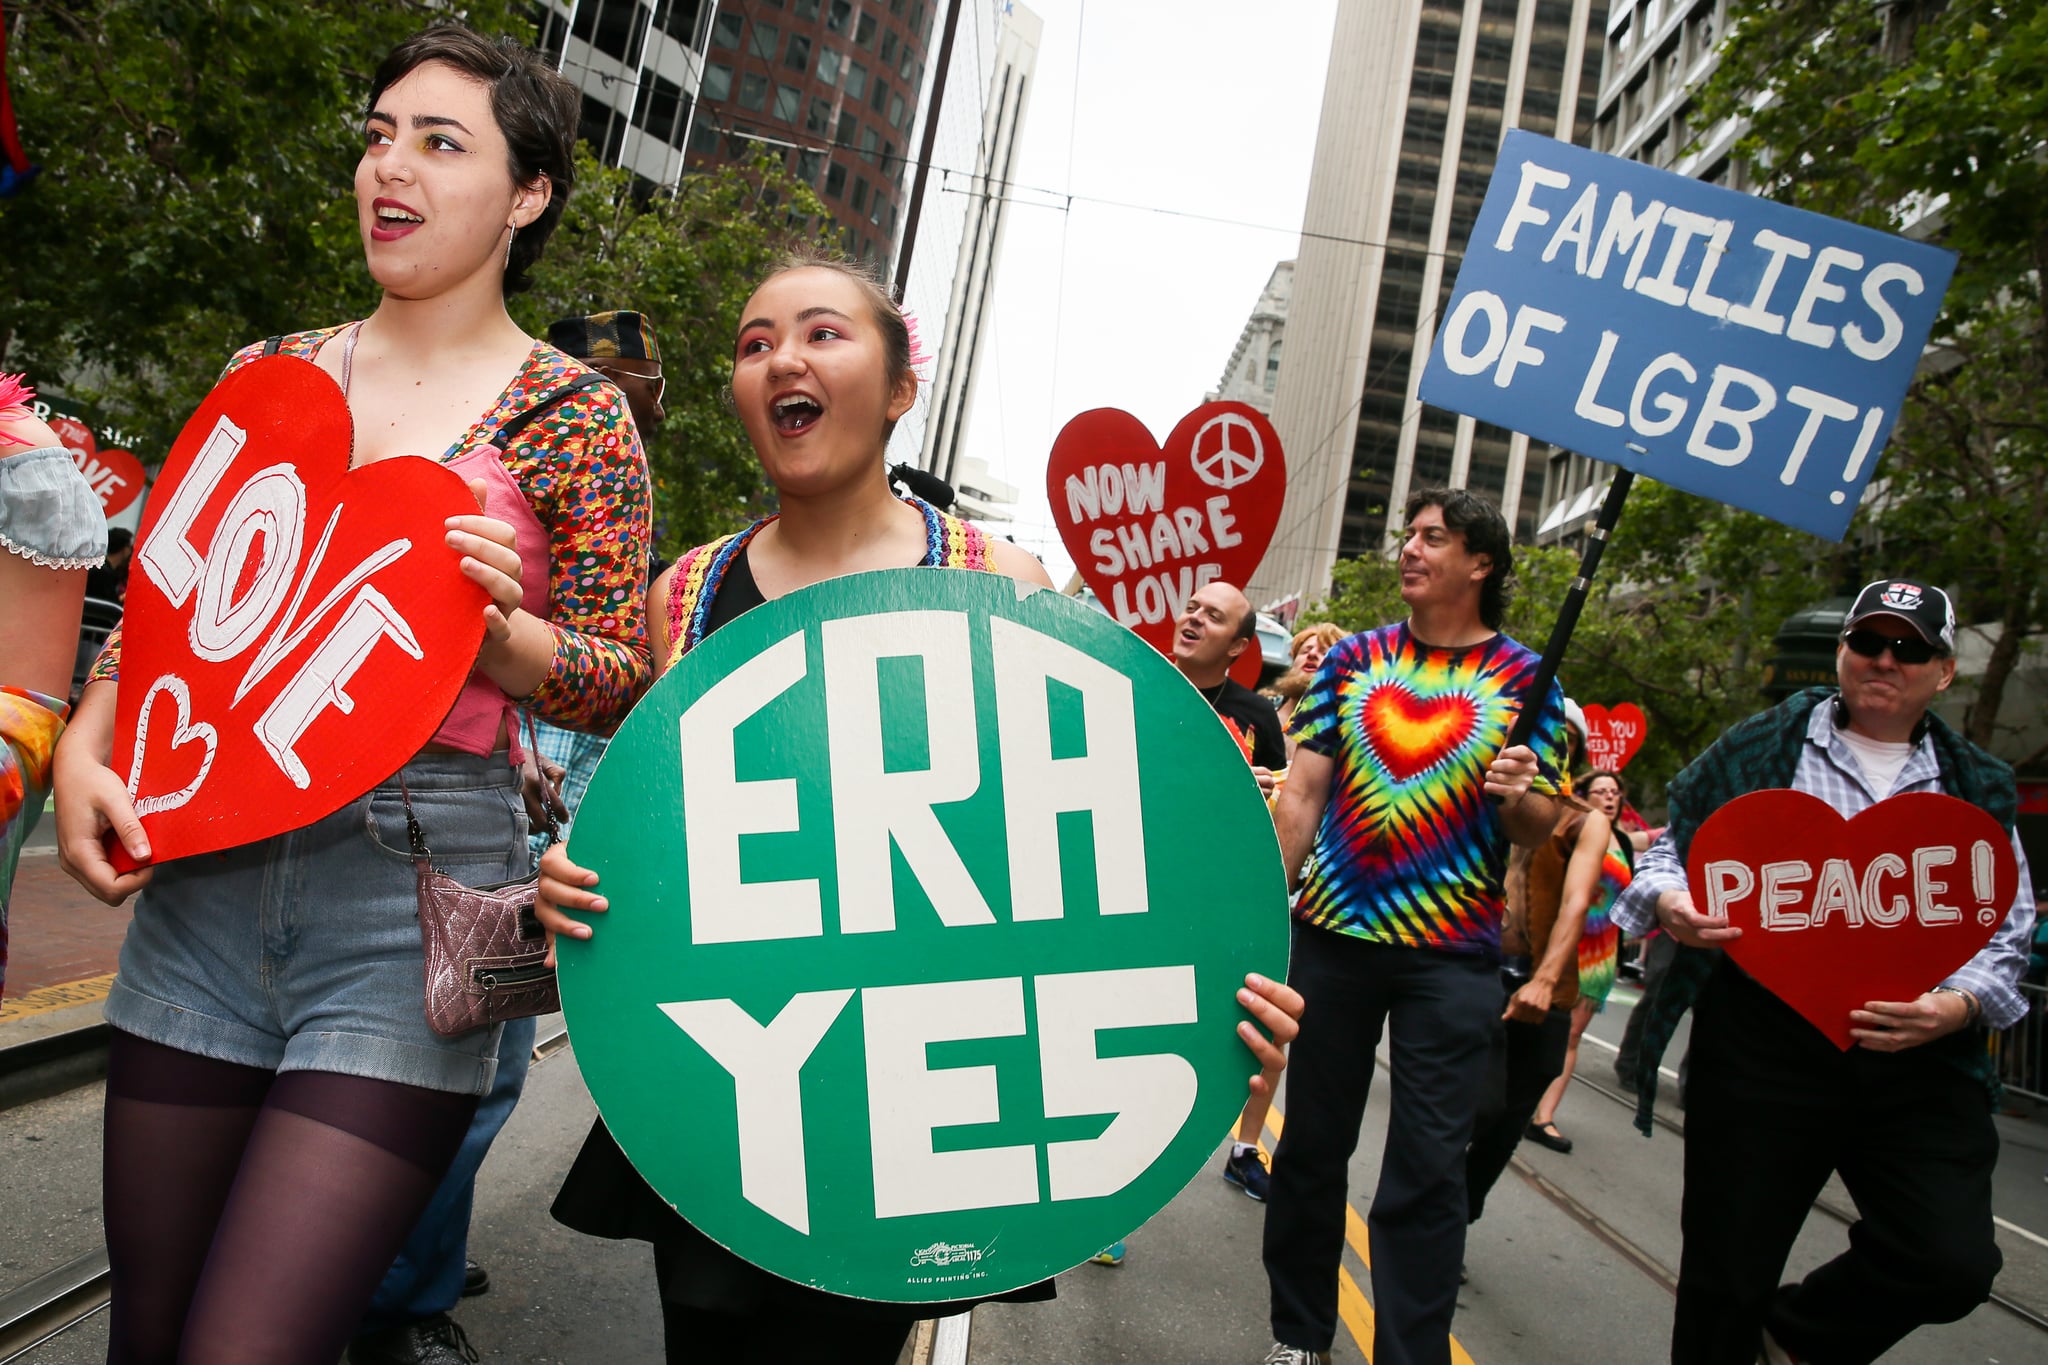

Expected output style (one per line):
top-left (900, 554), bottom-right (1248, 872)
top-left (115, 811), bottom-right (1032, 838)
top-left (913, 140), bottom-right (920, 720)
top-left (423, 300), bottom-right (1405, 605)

top-left (1263, 924), bottom-right (1501, 1365)
top-left (1612, 929), bottom-right (1676, 1079)
top-left (1673, 966), bottom-right (2001, 1365)
top-left (1464, 989), bottom-right (1571, 1222)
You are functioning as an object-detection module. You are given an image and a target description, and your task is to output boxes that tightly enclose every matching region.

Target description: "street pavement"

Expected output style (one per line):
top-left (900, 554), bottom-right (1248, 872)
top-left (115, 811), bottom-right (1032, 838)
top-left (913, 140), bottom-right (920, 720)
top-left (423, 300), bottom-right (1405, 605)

top-left (3, 984), bottom-right (2046, 1362)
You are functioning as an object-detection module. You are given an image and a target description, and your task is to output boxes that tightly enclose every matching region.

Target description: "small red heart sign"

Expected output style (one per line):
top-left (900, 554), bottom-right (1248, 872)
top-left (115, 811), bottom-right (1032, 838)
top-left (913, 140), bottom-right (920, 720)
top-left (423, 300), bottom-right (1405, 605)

top-left (112, 355), bottom-right (488, 863)
top-left (1687, 789), bottom-right (2018, 1048)
top-left (1048, 403), bottom-right (1286, 688)
top-left (1582, 702), bottom-right (1647, 771)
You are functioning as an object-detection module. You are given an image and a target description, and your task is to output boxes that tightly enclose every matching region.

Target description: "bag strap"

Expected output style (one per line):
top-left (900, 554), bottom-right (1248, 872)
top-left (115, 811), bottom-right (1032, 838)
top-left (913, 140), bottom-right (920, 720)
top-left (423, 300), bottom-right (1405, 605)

top-left (262, 335), bottom-right (285, 357)
top-left (396, 711), bottom-right (562, 869)
top-left (489, 372), bottom-right (609, 451)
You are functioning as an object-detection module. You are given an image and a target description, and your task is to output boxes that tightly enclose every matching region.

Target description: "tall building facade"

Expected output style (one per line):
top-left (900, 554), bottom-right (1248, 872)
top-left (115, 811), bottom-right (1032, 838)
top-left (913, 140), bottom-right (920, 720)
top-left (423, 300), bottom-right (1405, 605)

top-left (1250, 0), bottom-right (1609, 610)
top-left (1206, 261), bottom-right (1294, 416)
top-left (537, 1), bottom-right (716, 189)
top-left (1535, 0), bottom-right (1732, 544)
top-left (910, 2), bottom-right (1041, 481)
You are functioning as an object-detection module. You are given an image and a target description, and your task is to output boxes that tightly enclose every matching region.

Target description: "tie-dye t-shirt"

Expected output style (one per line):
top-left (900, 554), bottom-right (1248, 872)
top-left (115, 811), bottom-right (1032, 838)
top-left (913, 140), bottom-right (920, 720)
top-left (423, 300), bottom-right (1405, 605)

top-left (1289, 622), bottom-right (1567, 958)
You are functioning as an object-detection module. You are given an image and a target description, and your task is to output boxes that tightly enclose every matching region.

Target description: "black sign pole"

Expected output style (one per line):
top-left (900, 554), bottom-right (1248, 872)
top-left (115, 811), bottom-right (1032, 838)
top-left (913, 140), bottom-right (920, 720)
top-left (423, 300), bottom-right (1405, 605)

top-left (1504, 465), bottom-right (1634, 753)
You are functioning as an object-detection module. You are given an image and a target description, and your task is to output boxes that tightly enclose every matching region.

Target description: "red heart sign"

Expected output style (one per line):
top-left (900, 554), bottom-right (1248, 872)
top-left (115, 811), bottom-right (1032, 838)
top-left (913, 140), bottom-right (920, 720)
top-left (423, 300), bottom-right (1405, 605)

top-left (1687, 789), bottom-right (2018, 1048)
top-left (112, 355), bottom-right (488, 863)
top-left (1048, 403), bottom-right (1286, 688)
top-left (1582, 702), bottom-right (1647, 771)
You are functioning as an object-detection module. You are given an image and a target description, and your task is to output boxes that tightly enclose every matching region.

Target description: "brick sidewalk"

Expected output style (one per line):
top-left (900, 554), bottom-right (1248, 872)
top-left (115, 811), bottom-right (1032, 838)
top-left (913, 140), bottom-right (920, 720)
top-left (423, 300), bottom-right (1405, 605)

top-left (5, 851), bottom-right (131, 999)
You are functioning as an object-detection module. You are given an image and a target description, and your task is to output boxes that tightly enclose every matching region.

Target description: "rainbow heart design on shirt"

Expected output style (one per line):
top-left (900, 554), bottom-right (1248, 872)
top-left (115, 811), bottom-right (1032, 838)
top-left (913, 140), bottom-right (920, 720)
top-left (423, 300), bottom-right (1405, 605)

top-left (1362, 684), bottom-right (1480, 782)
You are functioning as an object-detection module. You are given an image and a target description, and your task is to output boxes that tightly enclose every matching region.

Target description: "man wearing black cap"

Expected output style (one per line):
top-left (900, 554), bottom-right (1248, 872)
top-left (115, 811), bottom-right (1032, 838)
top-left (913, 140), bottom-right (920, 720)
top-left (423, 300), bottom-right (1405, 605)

top-left (1612, 577), bottom-right (2037, 1365)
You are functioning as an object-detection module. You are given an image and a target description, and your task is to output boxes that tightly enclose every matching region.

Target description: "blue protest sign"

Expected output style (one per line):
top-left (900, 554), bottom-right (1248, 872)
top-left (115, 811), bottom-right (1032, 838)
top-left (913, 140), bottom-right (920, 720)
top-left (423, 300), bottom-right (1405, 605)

top-left (1417, 131), bottom-right (1955, 540)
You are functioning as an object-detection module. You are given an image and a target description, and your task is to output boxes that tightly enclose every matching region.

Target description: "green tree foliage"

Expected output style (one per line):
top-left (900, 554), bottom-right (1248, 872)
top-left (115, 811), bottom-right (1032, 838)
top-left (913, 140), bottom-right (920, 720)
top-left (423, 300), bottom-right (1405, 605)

top-left (3, 2), bottom-right (826, 555)
top-left (1692, 0), bottom-right (2048, 751)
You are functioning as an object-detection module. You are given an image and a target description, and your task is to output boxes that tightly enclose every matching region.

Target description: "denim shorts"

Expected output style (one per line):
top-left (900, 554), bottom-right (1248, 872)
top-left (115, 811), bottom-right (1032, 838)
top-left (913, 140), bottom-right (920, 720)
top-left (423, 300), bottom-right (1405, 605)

top-left (105, 753), bottom-right (531, 1095)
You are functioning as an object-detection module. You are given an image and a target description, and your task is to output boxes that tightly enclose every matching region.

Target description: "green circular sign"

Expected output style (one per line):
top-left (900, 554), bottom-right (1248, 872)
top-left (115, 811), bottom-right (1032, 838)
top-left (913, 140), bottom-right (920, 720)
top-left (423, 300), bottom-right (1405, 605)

top-left (560, 569), bottom-right (1288, 1302)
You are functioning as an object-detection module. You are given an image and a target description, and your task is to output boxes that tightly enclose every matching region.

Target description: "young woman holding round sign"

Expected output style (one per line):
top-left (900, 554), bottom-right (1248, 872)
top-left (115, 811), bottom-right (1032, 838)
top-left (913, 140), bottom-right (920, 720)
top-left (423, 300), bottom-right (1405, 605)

top-left (49, 24), bottom-right (652, 1362)
top-left (537, 252), bottom-right (1303, 1363)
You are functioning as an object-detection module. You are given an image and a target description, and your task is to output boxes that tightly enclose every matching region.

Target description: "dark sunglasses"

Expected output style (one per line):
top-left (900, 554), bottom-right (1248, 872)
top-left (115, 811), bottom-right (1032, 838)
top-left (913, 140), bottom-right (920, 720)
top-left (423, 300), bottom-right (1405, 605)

top-left (1842, 628), bottom-right (1942, 665)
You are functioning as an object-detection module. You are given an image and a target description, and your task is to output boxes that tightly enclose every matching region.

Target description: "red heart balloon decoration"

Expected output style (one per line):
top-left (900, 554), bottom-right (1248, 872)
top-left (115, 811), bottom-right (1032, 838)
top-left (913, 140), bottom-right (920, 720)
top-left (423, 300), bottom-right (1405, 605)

top-left (1686, 789), bottom-right (2018, 1048)
top-left (112, 355), bottom-right (488, 863)
top-left (1581, 702), bottom-right (1647, 771)
top-left (1364, 685), bottom-right (1479, 782)
top-left (1047, 403), bottom-right (1286, 689)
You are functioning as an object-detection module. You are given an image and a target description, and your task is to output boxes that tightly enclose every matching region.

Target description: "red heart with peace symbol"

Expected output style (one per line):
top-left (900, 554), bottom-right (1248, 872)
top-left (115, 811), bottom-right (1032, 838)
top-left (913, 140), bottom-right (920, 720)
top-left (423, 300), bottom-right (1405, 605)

top-left (1047, 402), bottom-right (1287, 689)
top-left (111, 354), bottom-right (488, 864)
top-left (1581, 702), bottom-right (1647, 771)
top-left (1686, 789), bottom-right (2018, 1049)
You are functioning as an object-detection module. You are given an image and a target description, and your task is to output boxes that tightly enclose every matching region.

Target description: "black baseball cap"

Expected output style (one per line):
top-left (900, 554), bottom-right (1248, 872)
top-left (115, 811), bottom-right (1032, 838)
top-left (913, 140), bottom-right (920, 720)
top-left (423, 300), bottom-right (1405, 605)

top-left (1844, 578), bottom-right (1956, 653)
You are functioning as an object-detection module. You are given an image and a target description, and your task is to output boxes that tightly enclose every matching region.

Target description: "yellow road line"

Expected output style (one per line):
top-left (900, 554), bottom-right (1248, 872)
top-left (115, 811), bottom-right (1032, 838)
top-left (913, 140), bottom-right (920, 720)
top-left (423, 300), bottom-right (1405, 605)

top-left (0, 972), bottom-right (116, 1025)
top-left (1266, 1101), bottom-right (1480, 1365)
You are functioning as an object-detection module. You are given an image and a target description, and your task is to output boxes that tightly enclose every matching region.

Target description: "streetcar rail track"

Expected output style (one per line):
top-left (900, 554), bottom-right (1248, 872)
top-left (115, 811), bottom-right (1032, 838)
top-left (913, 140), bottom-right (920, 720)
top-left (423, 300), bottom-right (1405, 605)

top-left (1522, 1067), bottom-right (2048, 1335)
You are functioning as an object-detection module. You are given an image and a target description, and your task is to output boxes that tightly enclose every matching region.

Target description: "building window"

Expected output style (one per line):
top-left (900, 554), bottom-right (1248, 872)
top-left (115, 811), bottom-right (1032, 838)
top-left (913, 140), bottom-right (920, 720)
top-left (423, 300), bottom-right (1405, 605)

top-left (888, 92), bottom-right (905, 129)
top-left (797, 149), bottom-right (824, 184)
top-left (859, 124), bottom-right (880, 163)
top-left (689, 119), bottom-right (719, 154)
top-left (749, 22), bottom-right (779, 60)
top-left (739, 72), bottom-right (768, 112)
top-left (635, 73), bottom-right (687, 139)
top-left (702, 62), bottom-right (733, 102)
top-left (871, 192), bottom-right (884, 225)
top-left (774, 84), bottom-right (801, 122)
top-left (837, 110), bottom-right (856, 145)
top-left (711, 10), bottom-right (742, 49)
top-left (795, 0), bottom-right (819, 17)
top-left (856, 12), bottom-right (877, 48)
top-left (891, 0), bottom-right (905, 13)
top-left (576, 0), bottom-right (652, 65)
top-left (806, 96), bottom-right (832, 133)
top-left (881, 30), bottom-right (897, 63)
top-left (852, 175), bottom-right (869, 211)
top-left (847, 61), bottom-right (868, 100)
top-left (870, 75), bottom-right (889, 113)
top-left (653, 0), bottom-right (703, 46)
top-left (816, 47), bottom-right (841, 85)
top-left (826, 162), bottom-right (847, 196)
top-left (899, 48), bottom-right (917, 81)
top-left (910, 4), bottom-right (926, 39)
top-left (784, 33), bottom-right (811, 70)
top-left (1265, 339), bottom-right (1283, 392)
top-left (828, 0), bottom-right (853, 34)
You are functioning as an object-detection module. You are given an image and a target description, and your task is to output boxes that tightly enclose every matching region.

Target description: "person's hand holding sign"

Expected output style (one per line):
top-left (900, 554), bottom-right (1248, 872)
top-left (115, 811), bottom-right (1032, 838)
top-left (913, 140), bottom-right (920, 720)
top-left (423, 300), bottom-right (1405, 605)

top-left (447, 476), bottom-right (549, 695)
top-left (1848, 988), bottom-right (1977, 1052)
top-left (1651, 886), bottom-right (1743, 949)
top-left (536, 840), bottom-right (602, 968)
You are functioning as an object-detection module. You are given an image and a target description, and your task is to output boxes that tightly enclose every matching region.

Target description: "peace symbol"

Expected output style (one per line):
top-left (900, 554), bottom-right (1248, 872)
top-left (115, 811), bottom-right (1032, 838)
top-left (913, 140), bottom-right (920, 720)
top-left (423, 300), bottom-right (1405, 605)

top-left (1191, 413), bottom-right (1264, 490)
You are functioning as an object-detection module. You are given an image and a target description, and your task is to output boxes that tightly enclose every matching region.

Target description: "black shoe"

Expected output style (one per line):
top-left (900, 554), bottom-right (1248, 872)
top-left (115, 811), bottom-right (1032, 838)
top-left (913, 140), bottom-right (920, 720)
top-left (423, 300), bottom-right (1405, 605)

top-left (348, 1314), bottom-right (480, 1365)
top-left (1611, 1065), bottom-right (1639, 1094)
top-left (461, 1258), bottom-right (489, 1298)
top-left (1524, 1121), bottom-right (1574, 1154)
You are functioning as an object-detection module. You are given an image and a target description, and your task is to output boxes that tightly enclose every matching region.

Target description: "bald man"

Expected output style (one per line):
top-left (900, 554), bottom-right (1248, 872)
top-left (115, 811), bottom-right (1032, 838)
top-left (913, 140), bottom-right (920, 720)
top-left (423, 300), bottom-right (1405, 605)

top-left (1172, 581), bottom-right (1285, 777)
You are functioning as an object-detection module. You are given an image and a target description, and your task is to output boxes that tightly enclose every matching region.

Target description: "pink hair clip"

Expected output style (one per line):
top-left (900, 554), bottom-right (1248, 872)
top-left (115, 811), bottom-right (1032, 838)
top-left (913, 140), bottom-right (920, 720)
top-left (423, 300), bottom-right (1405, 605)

top-left (0, 373), bottom-right (37, 447)
top-left (902, 309), bottom-right (933, 377)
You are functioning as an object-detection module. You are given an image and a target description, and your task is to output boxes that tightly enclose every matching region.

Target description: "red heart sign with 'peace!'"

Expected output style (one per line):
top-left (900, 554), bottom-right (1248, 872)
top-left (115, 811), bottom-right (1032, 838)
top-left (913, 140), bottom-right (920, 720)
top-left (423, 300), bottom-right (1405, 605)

top-left (1581, 702), bottom-right (1647, 771)
top-left (1048, 403), bottom-right (1286, 688)
top-left (1686, 789), bottom-right (2018, 1048)
top-left (111, 355), bottom-right (488, 864)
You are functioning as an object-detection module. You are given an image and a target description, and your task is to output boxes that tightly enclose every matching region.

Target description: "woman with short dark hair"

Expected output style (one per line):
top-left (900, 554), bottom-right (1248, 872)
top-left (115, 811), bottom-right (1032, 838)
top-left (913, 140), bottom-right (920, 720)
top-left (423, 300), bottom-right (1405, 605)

top-left (51, 23), bottom-right (650, 1362)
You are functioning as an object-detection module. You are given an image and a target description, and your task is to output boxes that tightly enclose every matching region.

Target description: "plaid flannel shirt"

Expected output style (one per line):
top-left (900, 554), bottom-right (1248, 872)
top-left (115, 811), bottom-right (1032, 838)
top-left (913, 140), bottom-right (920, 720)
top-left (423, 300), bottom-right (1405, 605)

top-left (1615, 702), bottom-right (2036, 1030)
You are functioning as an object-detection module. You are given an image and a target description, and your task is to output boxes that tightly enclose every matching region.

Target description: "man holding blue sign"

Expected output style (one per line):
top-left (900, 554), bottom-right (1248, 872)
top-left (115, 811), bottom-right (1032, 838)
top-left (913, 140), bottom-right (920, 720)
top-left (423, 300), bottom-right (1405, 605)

top-left (1259, 489), bottom-right (1565, 1365)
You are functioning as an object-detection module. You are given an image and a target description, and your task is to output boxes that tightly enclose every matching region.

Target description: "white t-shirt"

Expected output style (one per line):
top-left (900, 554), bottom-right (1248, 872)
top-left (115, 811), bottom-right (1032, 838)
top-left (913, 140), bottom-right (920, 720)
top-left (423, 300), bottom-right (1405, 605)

top-left (1836, 726), bottom-right (1914, 797)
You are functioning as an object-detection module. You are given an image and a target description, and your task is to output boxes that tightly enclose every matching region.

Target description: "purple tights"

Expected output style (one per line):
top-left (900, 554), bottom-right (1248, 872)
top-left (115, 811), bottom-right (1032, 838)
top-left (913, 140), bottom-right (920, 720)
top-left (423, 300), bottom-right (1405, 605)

top-left (102, 1030), bottom-right (479, 1364)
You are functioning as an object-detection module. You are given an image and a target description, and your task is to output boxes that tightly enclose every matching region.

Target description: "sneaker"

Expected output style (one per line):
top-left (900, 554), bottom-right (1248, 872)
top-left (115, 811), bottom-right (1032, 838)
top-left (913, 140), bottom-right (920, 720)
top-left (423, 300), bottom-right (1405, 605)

top-left (347, 1314), bottom-right (480, 1365)
top-left (1258, 1345), bottom-right (1331, 1365)
top-left (461, 1258), bottom-right (489, 1298)
top-left (1222, 1147), bottom-right (1272, 1201)
top-left (1090, 1240), bottom-right (1126, 1266)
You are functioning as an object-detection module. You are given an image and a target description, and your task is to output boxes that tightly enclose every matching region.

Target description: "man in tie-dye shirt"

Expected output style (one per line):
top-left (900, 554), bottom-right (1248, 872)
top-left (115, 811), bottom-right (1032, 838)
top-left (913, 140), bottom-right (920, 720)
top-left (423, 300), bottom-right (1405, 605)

top-left (1257, 489), bottom-right (1565, 1365)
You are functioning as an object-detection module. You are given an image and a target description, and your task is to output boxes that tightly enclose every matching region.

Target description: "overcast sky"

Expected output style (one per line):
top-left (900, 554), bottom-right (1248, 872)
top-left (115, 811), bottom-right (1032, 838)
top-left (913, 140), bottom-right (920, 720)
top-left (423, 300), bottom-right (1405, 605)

top-left (945, 0), bottom-right (1340, 583)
